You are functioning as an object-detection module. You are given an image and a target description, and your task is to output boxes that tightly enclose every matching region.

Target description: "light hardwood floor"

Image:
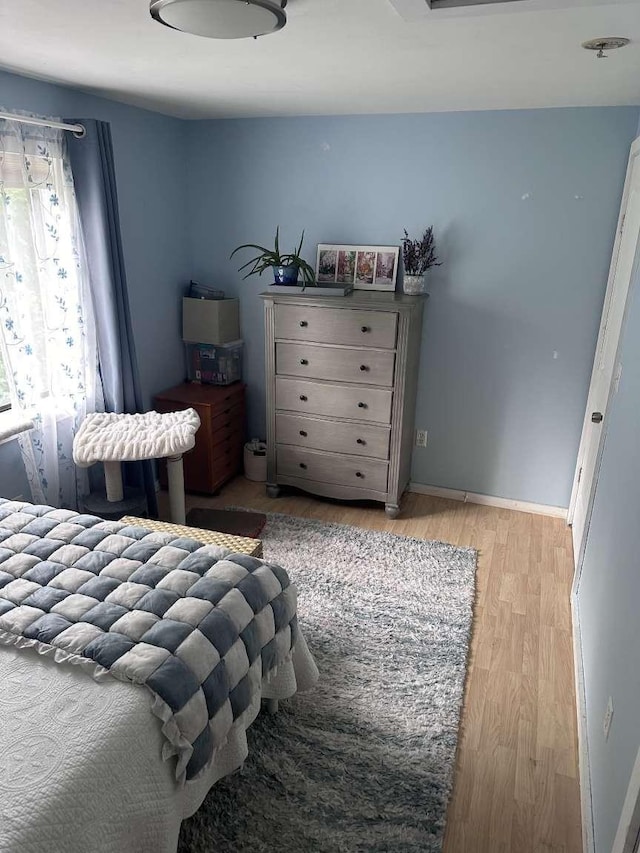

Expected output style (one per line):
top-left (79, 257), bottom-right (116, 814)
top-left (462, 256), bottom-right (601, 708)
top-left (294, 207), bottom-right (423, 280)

top-left (160, 478), bottom-right (583, 853)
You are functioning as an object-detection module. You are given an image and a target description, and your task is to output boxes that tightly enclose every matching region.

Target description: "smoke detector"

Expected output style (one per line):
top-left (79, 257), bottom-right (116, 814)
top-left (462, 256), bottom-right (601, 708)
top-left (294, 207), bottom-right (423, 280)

top-left (582, 37), bottom-right (630, 59)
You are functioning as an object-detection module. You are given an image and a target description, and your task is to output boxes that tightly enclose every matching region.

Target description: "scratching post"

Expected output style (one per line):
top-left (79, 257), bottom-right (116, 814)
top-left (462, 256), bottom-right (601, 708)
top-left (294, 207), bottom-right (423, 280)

top-left (166, 454), bottom-right (186, 525)
top-left (73, 409), bottom-right (201, 521)
top-left (103, 460), bottom-right (124, 503)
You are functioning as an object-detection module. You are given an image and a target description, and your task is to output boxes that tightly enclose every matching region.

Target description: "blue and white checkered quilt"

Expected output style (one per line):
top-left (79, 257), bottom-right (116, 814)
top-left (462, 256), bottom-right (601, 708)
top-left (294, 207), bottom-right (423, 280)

top-left (0, 499), bottom-right (298, 781)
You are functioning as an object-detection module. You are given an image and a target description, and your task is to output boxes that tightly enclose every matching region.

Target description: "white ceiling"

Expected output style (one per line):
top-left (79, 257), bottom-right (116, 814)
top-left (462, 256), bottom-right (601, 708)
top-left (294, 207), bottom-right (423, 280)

top-left (1, 0), bottom-right (640, 119)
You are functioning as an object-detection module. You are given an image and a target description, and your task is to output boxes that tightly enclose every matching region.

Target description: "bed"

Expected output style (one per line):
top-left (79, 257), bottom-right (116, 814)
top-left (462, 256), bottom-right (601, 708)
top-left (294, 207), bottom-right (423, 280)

top-left (0, 499), bottom-right (318, 853)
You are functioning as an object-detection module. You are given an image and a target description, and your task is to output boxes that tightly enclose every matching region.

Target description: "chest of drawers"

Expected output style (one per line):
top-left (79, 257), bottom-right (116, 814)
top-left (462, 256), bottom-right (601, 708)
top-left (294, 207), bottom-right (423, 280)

top-left (154, 382), bottom-right (245, 494)
top-left (262, 291), bottom-right (425, 518)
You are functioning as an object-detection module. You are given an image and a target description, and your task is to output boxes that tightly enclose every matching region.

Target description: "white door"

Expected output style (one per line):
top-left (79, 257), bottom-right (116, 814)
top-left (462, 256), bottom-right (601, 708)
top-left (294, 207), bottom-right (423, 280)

top-left (569, 137), bottom-right (640, 571)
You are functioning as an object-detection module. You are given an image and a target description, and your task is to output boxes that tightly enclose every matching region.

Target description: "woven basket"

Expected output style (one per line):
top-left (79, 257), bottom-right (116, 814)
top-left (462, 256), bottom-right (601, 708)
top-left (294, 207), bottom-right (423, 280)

top-left (119, 516), bottom-right (263, 557)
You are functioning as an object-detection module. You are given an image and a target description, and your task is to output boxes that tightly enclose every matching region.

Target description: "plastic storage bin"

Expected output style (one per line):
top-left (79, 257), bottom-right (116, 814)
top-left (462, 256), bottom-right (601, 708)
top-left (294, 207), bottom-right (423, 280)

top-left (186, 340), bottom-right (243, 386)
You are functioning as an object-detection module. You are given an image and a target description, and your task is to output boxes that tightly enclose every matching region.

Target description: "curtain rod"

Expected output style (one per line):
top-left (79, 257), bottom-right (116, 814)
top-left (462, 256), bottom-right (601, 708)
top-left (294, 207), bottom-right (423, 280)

top-left (0, 111), bottom-right (85, 138)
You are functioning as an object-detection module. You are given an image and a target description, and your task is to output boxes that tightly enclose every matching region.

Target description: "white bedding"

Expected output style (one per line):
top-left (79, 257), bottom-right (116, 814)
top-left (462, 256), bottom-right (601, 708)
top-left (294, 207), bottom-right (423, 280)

top-left (0, 633), bottom-right (318, 853)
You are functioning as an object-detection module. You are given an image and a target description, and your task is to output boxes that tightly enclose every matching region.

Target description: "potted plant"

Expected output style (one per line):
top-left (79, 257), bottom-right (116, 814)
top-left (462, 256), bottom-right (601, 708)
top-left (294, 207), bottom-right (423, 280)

top-left (231, 227), bottom-right (316, 287)
top-left (401, 226), bottom-right (441, 294)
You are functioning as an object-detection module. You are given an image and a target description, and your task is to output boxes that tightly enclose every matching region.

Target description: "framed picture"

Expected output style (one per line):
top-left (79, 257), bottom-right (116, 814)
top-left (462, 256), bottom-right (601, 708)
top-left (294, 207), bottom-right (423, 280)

top-left (316, 247), bottom-right (338, 282)
top-left (315, 244), bottom-right (399, 291)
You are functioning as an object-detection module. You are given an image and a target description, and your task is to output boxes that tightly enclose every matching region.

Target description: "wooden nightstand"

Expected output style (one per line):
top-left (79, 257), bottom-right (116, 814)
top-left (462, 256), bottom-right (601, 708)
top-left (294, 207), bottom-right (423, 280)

top-left (154, 382), bottom-right (245, 494)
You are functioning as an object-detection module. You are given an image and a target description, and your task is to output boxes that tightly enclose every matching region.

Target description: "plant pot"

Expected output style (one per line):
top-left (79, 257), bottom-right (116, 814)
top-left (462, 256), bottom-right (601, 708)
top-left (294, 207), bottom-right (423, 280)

top-left (272, 265), bottom-right (299, 285)
top-left (402, 274), bottom-right (428, 295)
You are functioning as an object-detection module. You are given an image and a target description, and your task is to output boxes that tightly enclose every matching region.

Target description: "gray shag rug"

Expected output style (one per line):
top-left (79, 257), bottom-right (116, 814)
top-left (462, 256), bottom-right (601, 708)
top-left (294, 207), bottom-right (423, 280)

top-left (178, 511), bottom-right (477, 853)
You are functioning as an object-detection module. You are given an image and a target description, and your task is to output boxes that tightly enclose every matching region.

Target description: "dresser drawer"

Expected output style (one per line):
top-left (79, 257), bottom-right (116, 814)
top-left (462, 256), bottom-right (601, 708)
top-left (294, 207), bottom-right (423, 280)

top-left (211, 402), bottom-right (244, 436)
top-left (276, 413), bottom-right (390, 459)
top-left (274, 303), bottom-right (397, 349)
top-left (212, 417), bottom-right (242, 449)
top-left (277, 445), bottom-right (388, 493)
top-left (276, 342), bottom-right (395, 387)
top-left (212, 433), bottom-right (243, 471)
top-left (275, 376), bottom-right (393, 424)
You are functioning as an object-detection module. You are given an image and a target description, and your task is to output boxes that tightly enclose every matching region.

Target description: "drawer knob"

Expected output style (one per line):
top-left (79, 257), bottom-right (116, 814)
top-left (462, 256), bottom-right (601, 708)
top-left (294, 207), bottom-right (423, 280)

top-left (300, 394), bottom-right (308, 402)
top-left (361, 325), bottom-right (370, 333)
top-left (299, 462), bottom-right (307, 470)
top-left (359, 364), bottom-right (369, 372)
top-left (355, 471), bottom-right (364, 478)
top-left (357, 401), bottom-right (367, 409)
top-left (299, 430), bottom-right (308, 437)
top-left (299, 320), bottom-right (308, 328)
top-left (300, 358), bottom-right (309, 365)
top-left (356, 438), bottom-right (366, 445)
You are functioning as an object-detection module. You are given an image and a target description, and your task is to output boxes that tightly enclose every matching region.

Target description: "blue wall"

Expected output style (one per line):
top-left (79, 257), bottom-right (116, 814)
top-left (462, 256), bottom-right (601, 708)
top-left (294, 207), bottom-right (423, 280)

top-left (576, 255), bottom-right (640, 852)
top-left (185, 108), bottom-right (639, 507)
top-left (0, 68), bottom-right (638, 508)
top-left (0, 70), bottom-right (190, 498)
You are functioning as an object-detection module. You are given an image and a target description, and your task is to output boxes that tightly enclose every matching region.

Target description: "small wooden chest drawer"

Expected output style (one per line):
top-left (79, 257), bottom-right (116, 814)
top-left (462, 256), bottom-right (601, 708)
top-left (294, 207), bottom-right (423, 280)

top-left (276, 342), bottom-right (395, 387)
top-left (276, 413), bottom-right (390, 459)
top-left (212, 433), bottom-right (243, 476)
top-left (276, 445), bottom-right (389, 493)
top-left (275, 376), bottom-right (393, 424)
top-left (211, 401), bottom-right (244, 434)
top-left (274, 303), bottom-right (398, 349)
top-left (154, 382), bottom-right (245, 494)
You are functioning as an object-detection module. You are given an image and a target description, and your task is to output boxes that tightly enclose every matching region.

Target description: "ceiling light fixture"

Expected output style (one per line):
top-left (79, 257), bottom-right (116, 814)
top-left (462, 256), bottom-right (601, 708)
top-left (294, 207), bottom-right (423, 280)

top-left (149, 0), bottom-right (287, 40)
top-left (582, 37), bottom-right (630, 59)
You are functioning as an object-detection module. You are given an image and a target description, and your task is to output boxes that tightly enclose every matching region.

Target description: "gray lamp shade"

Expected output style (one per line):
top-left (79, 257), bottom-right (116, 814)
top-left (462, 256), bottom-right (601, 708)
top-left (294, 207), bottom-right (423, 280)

top-left (182, 297), bottom-right (240, 345)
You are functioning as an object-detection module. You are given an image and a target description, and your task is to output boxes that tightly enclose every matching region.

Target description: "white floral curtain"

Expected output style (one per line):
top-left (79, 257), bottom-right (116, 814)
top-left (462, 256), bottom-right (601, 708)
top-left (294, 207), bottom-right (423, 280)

top-left (0, 116), bottom-right (101, 507)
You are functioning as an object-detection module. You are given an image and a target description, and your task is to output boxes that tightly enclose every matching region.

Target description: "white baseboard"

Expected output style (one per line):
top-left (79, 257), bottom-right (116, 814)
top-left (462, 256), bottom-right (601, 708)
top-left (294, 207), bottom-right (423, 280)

top-left (407, 482), bottom-right (568, 519)
top-left (572, 591), bottom-right (595, 853)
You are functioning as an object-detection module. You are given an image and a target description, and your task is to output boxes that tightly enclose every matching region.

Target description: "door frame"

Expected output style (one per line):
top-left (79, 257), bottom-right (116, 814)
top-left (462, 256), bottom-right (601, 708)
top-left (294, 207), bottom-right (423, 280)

top-left (568, 136), bottom-right (640, 577)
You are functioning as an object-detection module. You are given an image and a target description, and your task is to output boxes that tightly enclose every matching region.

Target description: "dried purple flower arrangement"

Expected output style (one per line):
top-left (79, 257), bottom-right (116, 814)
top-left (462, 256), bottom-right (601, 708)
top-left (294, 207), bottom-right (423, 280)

top-left (401, 226), bottom-right (441, 275)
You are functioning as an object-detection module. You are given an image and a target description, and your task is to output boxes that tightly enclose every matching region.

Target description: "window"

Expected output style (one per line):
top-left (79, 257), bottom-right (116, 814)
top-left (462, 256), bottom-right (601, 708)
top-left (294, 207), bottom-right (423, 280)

top-left (0, 147), bottom-right (83, 410)
top-left (0, 152), bottom-right (54, 415)
top-left (0, 120), bottom-right (100, 505)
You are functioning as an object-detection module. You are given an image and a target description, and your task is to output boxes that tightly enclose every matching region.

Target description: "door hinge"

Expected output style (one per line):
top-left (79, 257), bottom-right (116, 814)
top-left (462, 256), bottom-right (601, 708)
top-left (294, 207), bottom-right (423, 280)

top-left (620, 212), bottom-right (626, 235)
top-left (577, 466), bottom-right (582, 485)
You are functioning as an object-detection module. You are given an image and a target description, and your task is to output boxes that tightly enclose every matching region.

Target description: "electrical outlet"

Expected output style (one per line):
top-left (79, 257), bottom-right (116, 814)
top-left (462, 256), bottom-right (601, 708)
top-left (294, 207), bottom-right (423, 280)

top-left (415, 429), bottom-right (428, 448)
top-left (603, 696), bottom-right (614, 740)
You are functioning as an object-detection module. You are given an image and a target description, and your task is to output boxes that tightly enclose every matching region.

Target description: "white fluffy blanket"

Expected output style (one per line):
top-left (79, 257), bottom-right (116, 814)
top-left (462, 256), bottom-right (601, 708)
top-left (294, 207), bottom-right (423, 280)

top-left (73, 410), bottom-right (201, 465)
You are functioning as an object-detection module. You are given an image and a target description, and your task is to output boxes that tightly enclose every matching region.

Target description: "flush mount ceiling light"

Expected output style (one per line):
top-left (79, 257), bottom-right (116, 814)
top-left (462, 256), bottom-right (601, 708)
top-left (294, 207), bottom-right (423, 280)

top-left (150, 0), bottom-right (287, 40)
top-left (582, 37), bottom-right (630, 59)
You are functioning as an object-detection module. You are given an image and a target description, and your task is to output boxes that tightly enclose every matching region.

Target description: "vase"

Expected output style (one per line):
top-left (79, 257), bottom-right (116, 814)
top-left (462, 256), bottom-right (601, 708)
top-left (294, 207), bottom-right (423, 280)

top-left (272, 265), bottom-right (299, 285)
top-left (402, 274), bottom-right (428, 295)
